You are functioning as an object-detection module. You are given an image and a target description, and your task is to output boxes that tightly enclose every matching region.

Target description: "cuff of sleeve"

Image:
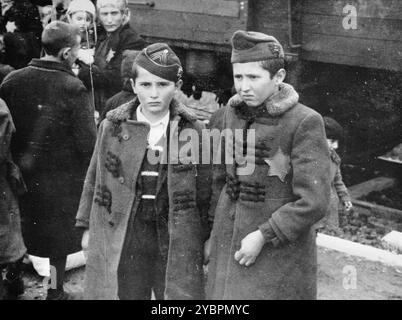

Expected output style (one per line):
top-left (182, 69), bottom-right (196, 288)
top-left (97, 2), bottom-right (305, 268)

top-left (258, 221), bottom-right (281, 248)
top-left (76, 219), bottom-right (89, 229)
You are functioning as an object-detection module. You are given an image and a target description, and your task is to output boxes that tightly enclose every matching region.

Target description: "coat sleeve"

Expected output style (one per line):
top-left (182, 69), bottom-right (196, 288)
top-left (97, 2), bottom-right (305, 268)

top-left (333, 165), bottom-right (351, 203)
top-left (70, 85), bottom-right (97, 163)
top-left (194, 121), bottom-right (212, 240)
top-left (0, 99), bottom-right (14, 164)
top-left (75, 117), bottom-right (105, 229)
top-left (259, 112), bottom-right (331, 244)
top-left (205, 106), bottom-right (229, 228)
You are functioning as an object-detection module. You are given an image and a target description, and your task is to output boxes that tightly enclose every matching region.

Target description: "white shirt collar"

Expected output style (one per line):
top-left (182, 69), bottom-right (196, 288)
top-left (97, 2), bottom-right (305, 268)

top-left (136, 106), bottom-right (170, 148)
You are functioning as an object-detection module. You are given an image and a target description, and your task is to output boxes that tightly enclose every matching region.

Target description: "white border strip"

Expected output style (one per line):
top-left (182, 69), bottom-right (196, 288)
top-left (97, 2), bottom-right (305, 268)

top-left (317, 233), bottom-right (402, 268)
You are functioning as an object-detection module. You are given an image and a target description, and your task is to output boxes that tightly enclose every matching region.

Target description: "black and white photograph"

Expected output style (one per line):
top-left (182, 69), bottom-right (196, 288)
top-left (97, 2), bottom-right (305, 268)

top-left (0, 0), bottom-right (401, 304)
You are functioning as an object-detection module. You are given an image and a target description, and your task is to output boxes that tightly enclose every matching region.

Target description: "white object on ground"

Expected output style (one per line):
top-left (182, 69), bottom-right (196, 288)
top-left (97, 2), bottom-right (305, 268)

top-left (26, 251), bottom-right (86, 277)
top-left (382, 231), bottom-right (402, 254)
top-left (317, 233), bottom-right (402, 268)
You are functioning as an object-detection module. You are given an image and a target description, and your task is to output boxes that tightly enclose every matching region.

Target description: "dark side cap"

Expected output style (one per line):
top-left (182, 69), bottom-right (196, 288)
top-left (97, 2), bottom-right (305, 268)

top-left (231, 30), bottom-right (285, 63)
top-left (134, 43), bottom-right (183, 82)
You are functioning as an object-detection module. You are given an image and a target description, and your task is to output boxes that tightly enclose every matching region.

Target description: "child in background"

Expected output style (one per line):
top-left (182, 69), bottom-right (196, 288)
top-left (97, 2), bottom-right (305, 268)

top-left (66, 0), bottom-right (97, 50)
top-left (66, 0), bottom-right (97, 72)
top-left (316, 116), bottom-right (353, 230)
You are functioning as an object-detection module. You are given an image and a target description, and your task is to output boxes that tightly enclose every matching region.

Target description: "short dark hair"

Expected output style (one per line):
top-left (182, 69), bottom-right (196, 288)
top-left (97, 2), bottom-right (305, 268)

top-left (42, 21), bottom-right (80, 56)
top-left (259, 58), bottom-right (285, 79)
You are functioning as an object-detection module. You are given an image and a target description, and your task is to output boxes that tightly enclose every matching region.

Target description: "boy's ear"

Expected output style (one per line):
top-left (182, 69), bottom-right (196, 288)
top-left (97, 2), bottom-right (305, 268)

top-left (130, 78), bottom-right (136, 94)
top-left (175, 79), bottom-right (183, 91)
top-left (60, 47), bottom-right (71, 61)
top-left (275, 68), bottom-right (286, 85)
top-left (122, 8), bottom-right (131, 25)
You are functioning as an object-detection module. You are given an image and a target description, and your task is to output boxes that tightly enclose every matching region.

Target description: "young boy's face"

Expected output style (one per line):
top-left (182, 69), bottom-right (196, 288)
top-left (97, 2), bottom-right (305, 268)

top-left (99, 6), bottom-right (124, 33)
top-left (233, 61), bottom-right (280, 107)
top-left (70, 11), bottom-right (92, 32)
top-left (132, 66), bottom-right (178, 118)
top-left (327, 139), bottom-right (339, 150)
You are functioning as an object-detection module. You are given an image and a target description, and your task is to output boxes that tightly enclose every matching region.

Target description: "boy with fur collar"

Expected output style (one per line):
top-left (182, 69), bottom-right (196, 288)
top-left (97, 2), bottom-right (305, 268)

top-left (206, 30), bottom-right (331, 300)
top-left (76, 43), bottom-right (211, 300)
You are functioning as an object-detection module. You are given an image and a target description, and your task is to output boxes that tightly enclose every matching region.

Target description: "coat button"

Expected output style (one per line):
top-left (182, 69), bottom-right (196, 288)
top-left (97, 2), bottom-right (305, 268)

top-left (118, 177), bottom-right (125, 184)
top-left (123, 134), bottom-right (129, 141)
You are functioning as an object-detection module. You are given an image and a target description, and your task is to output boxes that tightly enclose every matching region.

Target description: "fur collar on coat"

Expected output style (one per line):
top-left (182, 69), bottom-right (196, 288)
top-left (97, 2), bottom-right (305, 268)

top-left (106, 97), bottom-right (198, 124)
top-left (230, 83), bottom-right (299, 118)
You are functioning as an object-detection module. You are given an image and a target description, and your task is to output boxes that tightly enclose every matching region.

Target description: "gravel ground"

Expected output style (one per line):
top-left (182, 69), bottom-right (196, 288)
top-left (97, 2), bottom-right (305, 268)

top-left (11, 247), bottom-right (402, 300)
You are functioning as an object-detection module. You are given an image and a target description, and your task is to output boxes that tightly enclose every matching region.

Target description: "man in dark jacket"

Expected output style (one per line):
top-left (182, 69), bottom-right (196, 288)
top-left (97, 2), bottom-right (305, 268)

top-left (78, 0), bottom-right (145, 115)
top-left (0, 21), bottom-right (96, 300)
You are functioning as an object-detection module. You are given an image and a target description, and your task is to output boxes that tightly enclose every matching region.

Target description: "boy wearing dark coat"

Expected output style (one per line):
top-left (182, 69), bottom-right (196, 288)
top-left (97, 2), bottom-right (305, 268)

top-left (0, 21), bottom-right (96, 300)
top-left (206, 31), bottom-right (331, 300)
top-left (76, 43), bottom-right (211, 300)
top-left (77, 0), bottom-right (145, 115)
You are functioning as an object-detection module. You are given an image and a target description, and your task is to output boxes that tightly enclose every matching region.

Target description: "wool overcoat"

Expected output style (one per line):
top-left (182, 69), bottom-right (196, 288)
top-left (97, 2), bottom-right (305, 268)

top-left (206, 84), bottom-right (331, 300)
top-left (76, 98), bottom-right (212, 300)
top-left (0, 99), bottom-right (26, 265)
top-left (0, 59), bottom-right (97, 257)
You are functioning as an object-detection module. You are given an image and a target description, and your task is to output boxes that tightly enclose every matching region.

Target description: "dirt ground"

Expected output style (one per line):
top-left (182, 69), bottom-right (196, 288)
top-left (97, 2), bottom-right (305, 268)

top-left (14, 247), bottom-right (402, 300)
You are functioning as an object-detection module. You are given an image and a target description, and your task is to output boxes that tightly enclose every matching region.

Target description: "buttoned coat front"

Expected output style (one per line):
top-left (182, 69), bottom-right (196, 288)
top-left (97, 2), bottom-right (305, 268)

top-left (206, 84), bottom-right (331, 300)
top-left (76, 98), bottom-right (211, 300)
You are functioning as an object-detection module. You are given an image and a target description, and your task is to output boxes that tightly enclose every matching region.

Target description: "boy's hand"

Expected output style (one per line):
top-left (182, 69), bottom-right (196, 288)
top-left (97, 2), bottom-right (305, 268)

top-left (234, 230), bottom-right (265, 267)
top-left (203, 238), bottom-right (211, 265)
top-left (77, 49), bottom-right (94, 65)
top-left (344, 201), bottom-right (353, 211)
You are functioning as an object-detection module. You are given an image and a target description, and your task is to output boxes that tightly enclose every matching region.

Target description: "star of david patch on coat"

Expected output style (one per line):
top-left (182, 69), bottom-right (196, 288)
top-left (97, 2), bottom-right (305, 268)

top-left (106, 49), bottom-right (116, 63)
top-left (264, 147), bottom-right (291, 182)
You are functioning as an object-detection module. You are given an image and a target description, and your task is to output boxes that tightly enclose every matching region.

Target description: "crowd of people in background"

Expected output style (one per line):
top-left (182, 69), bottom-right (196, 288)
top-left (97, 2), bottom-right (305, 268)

top-left (0, 0), bottom-right (352, 301)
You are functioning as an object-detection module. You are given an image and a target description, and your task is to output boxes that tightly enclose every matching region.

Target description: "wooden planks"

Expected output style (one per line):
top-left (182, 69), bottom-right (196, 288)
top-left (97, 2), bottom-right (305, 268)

top-left (301, 0), bottom-right (402, 71)
top-left (301, 34), bottom-right (402, 71)
top-left (302, 13), bottom-right (402, 42)
top-left (302, 0), bottom-right (402, 20)
top-left (129, 1), bottom-right (248, 48)
top-left (129, 0), bottom-right (240, 17)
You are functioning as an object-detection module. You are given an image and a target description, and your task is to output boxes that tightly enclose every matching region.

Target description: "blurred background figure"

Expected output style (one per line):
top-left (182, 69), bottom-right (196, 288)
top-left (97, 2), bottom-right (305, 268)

top-left (77, 0), bottom-right (145, 118)
top-left (100, 49), bottom-right (139, 121)
top-left (0, 0), bottom-right (42, 69)
top-left (0, 99), bottom-right (26, 300)
top-left (315, 116), bottom-right (353, 231)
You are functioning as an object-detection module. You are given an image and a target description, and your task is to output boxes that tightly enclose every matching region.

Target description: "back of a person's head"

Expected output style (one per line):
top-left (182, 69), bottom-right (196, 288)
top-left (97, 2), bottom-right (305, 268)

top-left (323, 116), bottom-right (344, 141)
top-left (42, 21), bottom-right (80, 56)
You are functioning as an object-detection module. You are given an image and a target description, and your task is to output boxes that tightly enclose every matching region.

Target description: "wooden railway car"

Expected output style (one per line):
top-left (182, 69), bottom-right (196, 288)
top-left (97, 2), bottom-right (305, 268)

top-left (128, 0), bottom-right (402, 83)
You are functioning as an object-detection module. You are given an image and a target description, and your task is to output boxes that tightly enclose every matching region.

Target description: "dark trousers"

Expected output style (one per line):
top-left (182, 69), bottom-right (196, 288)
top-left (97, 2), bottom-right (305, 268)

top-left (117, 202), bottom-right (168, 300)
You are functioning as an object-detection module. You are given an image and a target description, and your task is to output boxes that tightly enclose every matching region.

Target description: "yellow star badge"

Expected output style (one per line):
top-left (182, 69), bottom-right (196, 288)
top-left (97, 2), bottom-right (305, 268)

top-left (264, 147), bottom-right (291, 182)
top-left (106, 49), bottom-right (116, 63)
